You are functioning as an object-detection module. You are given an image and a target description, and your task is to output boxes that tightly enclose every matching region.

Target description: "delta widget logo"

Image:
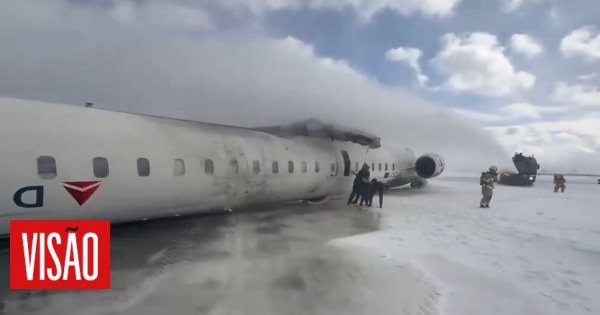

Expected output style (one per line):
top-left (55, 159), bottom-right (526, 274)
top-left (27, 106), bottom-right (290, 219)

top-left (62, 181), bottom-right (101, 206)
top-left (13, 180), bottom-right (102, 209)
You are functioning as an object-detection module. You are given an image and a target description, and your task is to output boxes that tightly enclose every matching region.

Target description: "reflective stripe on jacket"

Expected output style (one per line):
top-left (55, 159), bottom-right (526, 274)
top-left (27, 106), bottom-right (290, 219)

top-left (481, 172), bottom-right (496, 189)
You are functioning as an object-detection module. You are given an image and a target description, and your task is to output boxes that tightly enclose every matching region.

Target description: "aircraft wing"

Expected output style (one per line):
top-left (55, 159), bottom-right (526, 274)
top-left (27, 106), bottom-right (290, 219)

top-left (78, 105), bottom-right (381, 148)
top-left (252, 118), bottom-right (381, 149)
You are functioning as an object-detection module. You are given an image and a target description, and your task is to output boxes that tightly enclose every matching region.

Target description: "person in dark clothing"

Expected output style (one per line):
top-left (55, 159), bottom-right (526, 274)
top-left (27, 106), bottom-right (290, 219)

top-left (363, 178), bottom-right (388, 208)
top-left (359, 181), bottom-right (372, 206)
top-left (348, 164), bottom-right (370, 204)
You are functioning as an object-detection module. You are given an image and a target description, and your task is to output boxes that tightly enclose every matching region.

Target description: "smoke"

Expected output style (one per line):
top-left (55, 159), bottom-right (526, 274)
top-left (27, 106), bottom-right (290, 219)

top-left (0, 0), bottom-right (514, 174)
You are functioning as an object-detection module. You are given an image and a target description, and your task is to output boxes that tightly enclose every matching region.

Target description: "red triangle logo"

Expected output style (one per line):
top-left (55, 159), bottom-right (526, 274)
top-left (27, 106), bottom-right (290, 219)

top-left (62, 181), bottom-right (101, 206)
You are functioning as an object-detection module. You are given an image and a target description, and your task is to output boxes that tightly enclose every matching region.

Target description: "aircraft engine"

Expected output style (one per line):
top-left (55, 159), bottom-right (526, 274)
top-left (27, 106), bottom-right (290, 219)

top-left (415, 153), bottom-right (445, 178)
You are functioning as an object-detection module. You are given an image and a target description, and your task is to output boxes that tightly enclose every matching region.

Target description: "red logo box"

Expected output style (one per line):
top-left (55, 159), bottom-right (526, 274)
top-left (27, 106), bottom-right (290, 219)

top-left (10, 220), bottom-right (110, 290)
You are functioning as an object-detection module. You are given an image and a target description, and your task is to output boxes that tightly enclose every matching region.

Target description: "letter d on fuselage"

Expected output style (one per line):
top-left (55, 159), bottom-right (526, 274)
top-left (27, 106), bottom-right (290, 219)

top-left (13, 186), bottom-right (44, 208)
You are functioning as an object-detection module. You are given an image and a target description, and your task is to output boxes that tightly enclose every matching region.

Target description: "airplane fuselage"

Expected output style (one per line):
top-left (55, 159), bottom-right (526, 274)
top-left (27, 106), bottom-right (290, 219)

top-left (0, 97), bottom-right (444, 236)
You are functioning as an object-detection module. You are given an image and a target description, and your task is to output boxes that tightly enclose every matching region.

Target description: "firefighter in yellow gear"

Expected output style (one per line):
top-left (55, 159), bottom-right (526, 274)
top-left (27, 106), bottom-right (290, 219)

top-left (480, 165), bottom-right (498, 208)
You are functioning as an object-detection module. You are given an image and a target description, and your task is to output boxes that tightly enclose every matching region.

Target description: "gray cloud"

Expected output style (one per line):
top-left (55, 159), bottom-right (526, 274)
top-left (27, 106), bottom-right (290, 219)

top-left (505, 127), bottom-right (520, 135)
top-left (0, 0), bottom-right (514, 173)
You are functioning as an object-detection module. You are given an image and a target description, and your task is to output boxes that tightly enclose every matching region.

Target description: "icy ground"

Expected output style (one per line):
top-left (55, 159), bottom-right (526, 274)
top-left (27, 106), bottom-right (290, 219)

top-left (329, 175), bottom-right (600, 315)
top-left (1, 176), bottom-right (598, 315)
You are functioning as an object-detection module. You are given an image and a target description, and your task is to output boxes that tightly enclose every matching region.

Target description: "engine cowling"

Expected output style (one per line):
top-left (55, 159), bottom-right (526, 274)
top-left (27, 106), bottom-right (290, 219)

top-left (415, 153), bottom-right (445, 179)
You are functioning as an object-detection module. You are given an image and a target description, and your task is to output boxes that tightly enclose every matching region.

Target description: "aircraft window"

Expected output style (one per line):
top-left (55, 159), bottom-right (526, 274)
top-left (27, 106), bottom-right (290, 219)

top-left (331, 162), bottom-right (335, 172)
top-left (230, 160), bottom-right (239, 174)
top-left (137, 158), bottom-right (150, 177)
top-left (37, 156), bottom-right (57, 179)
top-left (315, 161), bottom-right (320, 173)
top-left (385, 163), bottom-right (388, 171)
top-left (93, 157), bottom-right (109, 178)
top-left (205, 159), bottom-right (214, 175)
top-left (288, 161), bottom-right (294, 173)
top-left (173, 159), bottom-right (185, 176)
top-left (301, 161), bottom-right (307, 173)
top-left (393, 163), bottom-right (395, 171)
top-left (378, 163), bottom-right (382, 171)
top-left (253, 160), bottom-right (260, 174)
top-left (272, 161), bottom-right (279, 174)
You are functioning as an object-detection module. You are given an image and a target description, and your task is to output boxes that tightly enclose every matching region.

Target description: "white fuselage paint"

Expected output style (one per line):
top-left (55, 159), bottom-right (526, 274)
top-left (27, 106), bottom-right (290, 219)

top-left (0, 97), bottom-right (430, 236)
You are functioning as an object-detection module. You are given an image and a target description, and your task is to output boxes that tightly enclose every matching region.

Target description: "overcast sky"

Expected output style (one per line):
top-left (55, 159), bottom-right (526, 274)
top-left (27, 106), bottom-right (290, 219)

top-left (1, 0), bottom-right (599, 173)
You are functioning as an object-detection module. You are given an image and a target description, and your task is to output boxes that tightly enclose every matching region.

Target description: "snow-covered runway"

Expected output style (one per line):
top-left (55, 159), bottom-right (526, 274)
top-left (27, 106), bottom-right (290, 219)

top-left (1, 176), bottom-right (598, 315)
top-left (330, 176), bottom-right (600, 315)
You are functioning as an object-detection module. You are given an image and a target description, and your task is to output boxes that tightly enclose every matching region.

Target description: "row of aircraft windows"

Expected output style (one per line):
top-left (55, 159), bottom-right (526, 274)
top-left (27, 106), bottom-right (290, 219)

top-left (36, 156), bottom-right (395, 179)
top-left (353, 162), bottom-right (395, 172)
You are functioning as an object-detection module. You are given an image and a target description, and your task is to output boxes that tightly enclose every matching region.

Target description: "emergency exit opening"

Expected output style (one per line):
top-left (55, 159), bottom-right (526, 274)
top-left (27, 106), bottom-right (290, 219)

top-left (340, 150), bottom-right (351, 176)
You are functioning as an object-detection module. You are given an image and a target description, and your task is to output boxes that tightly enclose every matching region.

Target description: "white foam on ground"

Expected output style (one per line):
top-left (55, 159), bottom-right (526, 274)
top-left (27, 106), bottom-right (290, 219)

top-left (328, 177), bottom-right (600, 315)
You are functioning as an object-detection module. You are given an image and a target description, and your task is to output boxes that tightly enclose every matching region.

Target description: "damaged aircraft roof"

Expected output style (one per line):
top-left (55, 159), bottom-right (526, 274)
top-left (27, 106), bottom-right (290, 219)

top-left (252, 118), bottom-right (381, 149)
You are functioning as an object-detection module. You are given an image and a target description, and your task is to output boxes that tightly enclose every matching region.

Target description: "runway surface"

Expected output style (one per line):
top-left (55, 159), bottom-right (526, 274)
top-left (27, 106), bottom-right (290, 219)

top-left (0, 198), bottom-right (398, 315)
top-left (4, 176), bottom-right (596, 315)
top-left (331, 176), bottom-right (600, 315)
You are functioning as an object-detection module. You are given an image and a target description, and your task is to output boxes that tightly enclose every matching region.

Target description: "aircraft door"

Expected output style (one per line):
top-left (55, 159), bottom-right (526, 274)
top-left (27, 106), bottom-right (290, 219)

top-left (212, 145), bottom-right (246, 208)
top-left (241, 141), bottom-right (269, 202)
top-left (219, 138), bottom-right (256, 207)
top-left (340, 150), bottom-right (351, 176)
